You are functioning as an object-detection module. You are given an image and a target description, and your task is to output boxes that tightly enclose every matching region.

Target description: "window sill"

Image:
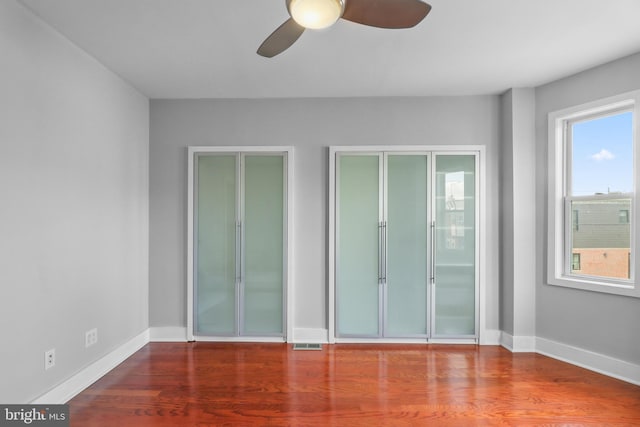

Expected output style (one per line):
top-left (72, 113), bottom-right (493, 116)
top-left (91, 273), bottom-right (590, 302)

top-left (547, 274), bottom-right (640, 298)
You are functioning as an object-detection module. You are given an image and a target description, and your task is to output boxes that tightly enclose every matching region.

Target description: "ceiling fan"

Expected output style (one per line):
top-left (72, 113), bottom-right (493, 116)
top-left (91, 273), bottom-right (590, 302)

top-left (257, 0), bottom-right (432, 57)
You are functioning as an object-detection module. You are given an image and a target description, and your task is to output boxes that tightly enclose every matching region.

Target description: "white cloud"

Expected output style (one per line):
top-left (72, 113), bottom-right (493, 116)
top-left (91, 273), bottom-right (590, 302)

top-left (591, 149), bottom-right (615, 161)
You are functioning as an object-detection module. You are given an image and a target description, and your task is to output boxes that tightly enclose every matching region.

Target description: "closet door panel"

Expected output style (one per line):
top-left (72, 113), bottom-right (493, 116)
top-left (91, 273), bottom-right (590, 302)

top-left (337, 155), bottom-right (380, 336)
top-left (196, 155), bottom-right (237, 335)
top-left (243, 155), bottom-right (284, 335)
top-left (433, 155), bottom-right (476, 336)
top-left (386, 155), bottom-right (429, 337)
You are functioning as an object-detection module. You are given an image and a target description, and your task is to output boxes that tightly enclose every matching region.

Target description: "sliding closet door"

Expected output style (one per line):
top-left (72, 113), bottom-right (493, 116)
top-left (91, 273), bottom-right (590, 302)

top-left (332, 148), bottom-right (479, 342)
top-left (193, 151), bottom-right (287, 339)
top-left (243, 155), bottom-right (284, 335)
top-left (196, 155), bottom-right (237, 335)
top-left (385, 154), bottom-right (429, 337)
top-left (336, 155), bottom-right (381, 336)
top-left (337, 153), bottom-right (431, 338)
top-left (433, 155), bottom-right (476, 337)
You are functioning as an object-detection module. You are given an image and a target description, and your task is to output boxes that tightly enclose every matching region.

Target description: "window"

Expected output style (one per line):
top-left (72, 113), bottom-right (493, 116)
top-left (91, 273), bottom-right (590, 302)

top-left (619, 209), bottom-right (629, 223)
top-left (572, 253), bottom-right (581, 271)
top-left (548, 90), bottom-right (640, 297)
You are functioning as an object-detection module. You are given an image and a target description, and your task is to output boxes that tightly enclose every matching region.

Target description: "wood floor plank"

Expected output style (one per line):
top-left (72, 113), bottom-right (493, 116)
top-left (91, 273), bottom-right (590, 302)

top-left (67, 343), bottom-right (640, 426)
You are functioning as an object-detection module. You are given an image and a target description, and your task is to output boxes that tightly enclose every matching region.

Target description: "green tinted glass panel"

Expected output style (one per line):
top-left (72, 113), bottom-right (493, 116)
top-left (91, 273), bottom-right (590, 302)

top-left (337, 155), bottom-right (380, 336)
top-left (386, 155), bottom-right (429, 336)
top-left (434, 155), bottom-right (476, 336)
top-left (243, 155), bottom-right (284, 335)
top-left (196, 155), bottom-right (237, 335)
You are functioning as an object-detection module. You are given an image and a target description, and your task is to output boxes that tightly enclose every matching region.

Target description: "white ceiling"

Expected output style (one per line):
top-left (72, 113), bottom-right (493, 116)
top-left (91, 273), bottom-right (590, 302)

top-left (19, 0), bottom-right (640, 99)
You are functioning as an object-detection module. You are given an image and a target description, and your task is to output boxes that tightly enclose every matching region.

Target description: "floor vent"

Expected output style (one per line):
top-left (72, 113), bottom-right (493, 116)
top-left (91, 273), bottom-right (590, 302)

top-left (293, 343), bottom-right (323, 351)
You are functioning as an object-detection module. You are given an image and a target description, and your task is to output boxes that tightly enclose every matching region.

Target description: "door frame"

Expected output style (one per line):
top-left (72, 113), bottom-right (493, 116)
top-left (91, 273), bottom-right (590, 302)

top-left (187, 146), bottom-right (294, 342)
top-left (328, 145), bottom-right (486, 344)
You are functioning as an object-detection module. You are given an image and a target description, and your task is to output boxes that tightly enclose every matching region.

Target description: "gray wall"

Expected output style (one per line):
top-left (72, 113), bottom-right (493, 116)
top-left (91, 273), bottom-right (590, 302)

top-left (536, 52), bottom-right (640, 364)
top-left (0, 0), bottom-right (149, 403)
top-left (500, 92), bottom-right (515, 335)
top-left (149, 96), bottom-right (502, 336)
top-left (500, 89), bottom-right (536, 342)
top-left (499, 91), bottom-right (514, 335)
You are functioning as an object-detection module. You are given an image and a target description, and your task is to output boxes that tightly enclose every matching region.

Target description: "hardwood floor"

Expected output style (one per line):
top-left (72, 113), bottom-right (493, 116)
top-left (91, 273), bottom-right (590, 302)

top-left (68, 343), bottom-right (640, 426)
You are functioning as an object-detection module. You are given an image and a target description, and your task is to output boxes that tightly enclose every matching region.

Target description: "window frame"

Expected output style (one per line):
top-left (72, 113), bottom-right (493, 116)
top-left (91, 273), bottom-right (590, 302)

top-left (547, 90), bottom-right (640, 298)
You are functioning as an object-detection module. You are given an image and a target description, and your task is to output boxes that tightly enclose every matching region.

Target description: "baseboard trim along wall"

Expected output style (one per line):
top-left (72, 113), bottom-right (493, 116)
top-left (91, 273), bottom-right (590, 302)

top-left (480, 329), bottom-right (501, 345)
top-left (149, 326), bottom-right (188, 342)
top-left (500, 332), bottom-right (536, 352)
top-left (500, 333), bottom-right (639, 386)
top-left (30, 327), bottom-right (640, 404)
top-left (292, 328), bottom-right (329, 343)
top-left (536, 337), bottom-right (640, 386)
top-left (31, 329), bottom-right (150, 404)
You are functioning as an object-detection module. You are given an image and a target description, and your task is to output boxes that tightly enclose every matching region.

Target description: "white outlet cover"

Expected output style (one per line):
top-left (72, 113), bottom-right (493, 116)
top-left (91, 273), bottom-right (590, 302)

top-left (45, 349), bottom-right (55, 370)
top-left (85, 328), bottom-right (98, 347)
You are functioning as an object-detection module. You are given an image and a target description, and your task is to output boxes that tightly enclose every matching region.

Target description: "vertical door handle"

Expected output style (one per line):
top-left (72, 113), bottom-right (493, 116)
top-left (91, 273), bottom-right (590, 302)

top-left (236, 222), bottom-right (242, 283)
top-left (378, 222), bottom-right (383, 283)
top-left (382, 221), bottom-right (388, 282)
top-left (430, 221), bottom-right (436, 284)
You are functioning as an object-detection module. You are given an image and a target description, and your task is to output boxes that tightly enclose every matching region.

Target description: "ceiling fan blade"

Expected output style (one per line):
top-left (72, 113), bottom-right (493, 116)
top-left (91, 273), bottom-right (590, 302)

top-left (342, 0), bottom-right (431, 29)
top-left (257, 18), bottom-right (305, 58)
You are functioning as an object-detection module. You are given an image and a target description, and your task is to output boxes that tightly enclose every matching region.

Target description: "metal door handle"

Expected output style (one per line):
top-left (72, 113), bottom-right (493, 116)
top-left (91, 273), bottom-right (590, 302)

top-left (430, 221), bottom-right (436, 284)
top-left (378, 222), bottom-right (383, 283)
top-left (236, 222), bottom-right (242, 283)
top-left (382, 221), bottom-right (387, 282)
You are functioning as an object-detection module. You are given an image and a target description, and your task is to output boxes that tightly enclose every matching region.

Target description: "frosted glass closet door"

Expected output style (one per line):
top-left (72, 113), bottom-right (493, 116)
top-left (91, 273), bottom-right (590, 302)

top-left (196, 155), bottom-right (237, 335)
top-left (433, 155), bottom-right (476, 336)
top-left (337, 155), bottom-right (381, 336)
top-left (385, 155), bottom-right (429, 337)
top-left (243, 155), bottom-right (284, 335)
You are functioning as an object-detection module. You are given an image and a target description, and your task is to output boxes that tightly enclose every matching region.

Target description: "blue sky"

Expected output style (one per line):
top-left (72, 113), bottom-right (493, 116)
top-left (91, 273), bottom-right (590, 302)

top-left (571, 111), bottom-right (633, 196)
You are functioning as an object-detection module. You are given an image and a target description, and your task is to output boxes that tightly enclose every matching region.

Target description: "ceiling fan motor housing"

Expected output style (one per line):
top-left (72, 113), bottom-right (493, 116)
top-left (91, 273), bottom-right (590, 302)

top-left (287, 0), bottom-right (346, 30)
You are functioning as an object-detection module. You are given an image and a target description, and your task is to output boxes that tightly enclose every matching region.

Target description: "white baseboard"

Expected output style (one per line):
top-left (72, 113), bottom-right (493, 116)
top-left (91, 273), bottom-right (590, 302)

top-left (31, 329), bottom-right (150, 404)
top-left (500, 331), bottom-right (514, 351)
top-left (500, 332), bottom-right (536, 352)
top-left (149, 326), bottom-right (188, 342)
top-left (536, 337), bottom-right (640, 386)
top-left (479, 329), bottom-right (501, 345)
top-left (28, 326), bottom-right (640, 404)
top-left (194, 336), bottom-right (285, 343)
top-left (292, 328), bottom-right (328, 343)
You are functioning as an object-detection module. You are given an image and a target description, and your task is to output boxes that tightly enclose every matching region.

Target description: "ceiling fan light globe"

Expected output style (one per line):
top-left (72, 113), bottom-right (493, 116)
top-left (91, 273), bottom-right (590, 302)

top-left (289, 0), bottom-right (344, 29)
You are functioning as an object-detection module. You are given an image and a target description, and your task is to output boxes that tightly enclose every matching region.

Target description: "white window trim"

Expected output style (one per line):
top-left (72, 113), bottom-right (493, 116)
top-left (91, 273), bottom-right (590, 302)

top-left (547, 90), bottom-right (640, 298)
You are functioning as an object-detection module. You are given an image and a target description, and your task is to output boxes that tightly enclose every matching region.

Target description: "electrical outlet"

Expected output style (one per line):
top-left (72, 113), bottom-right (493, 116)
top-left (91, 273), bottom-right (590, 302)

top-left (44, 349), bottom-right (55, 370)
top-left (85, 328), bottom-right (98, 348)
